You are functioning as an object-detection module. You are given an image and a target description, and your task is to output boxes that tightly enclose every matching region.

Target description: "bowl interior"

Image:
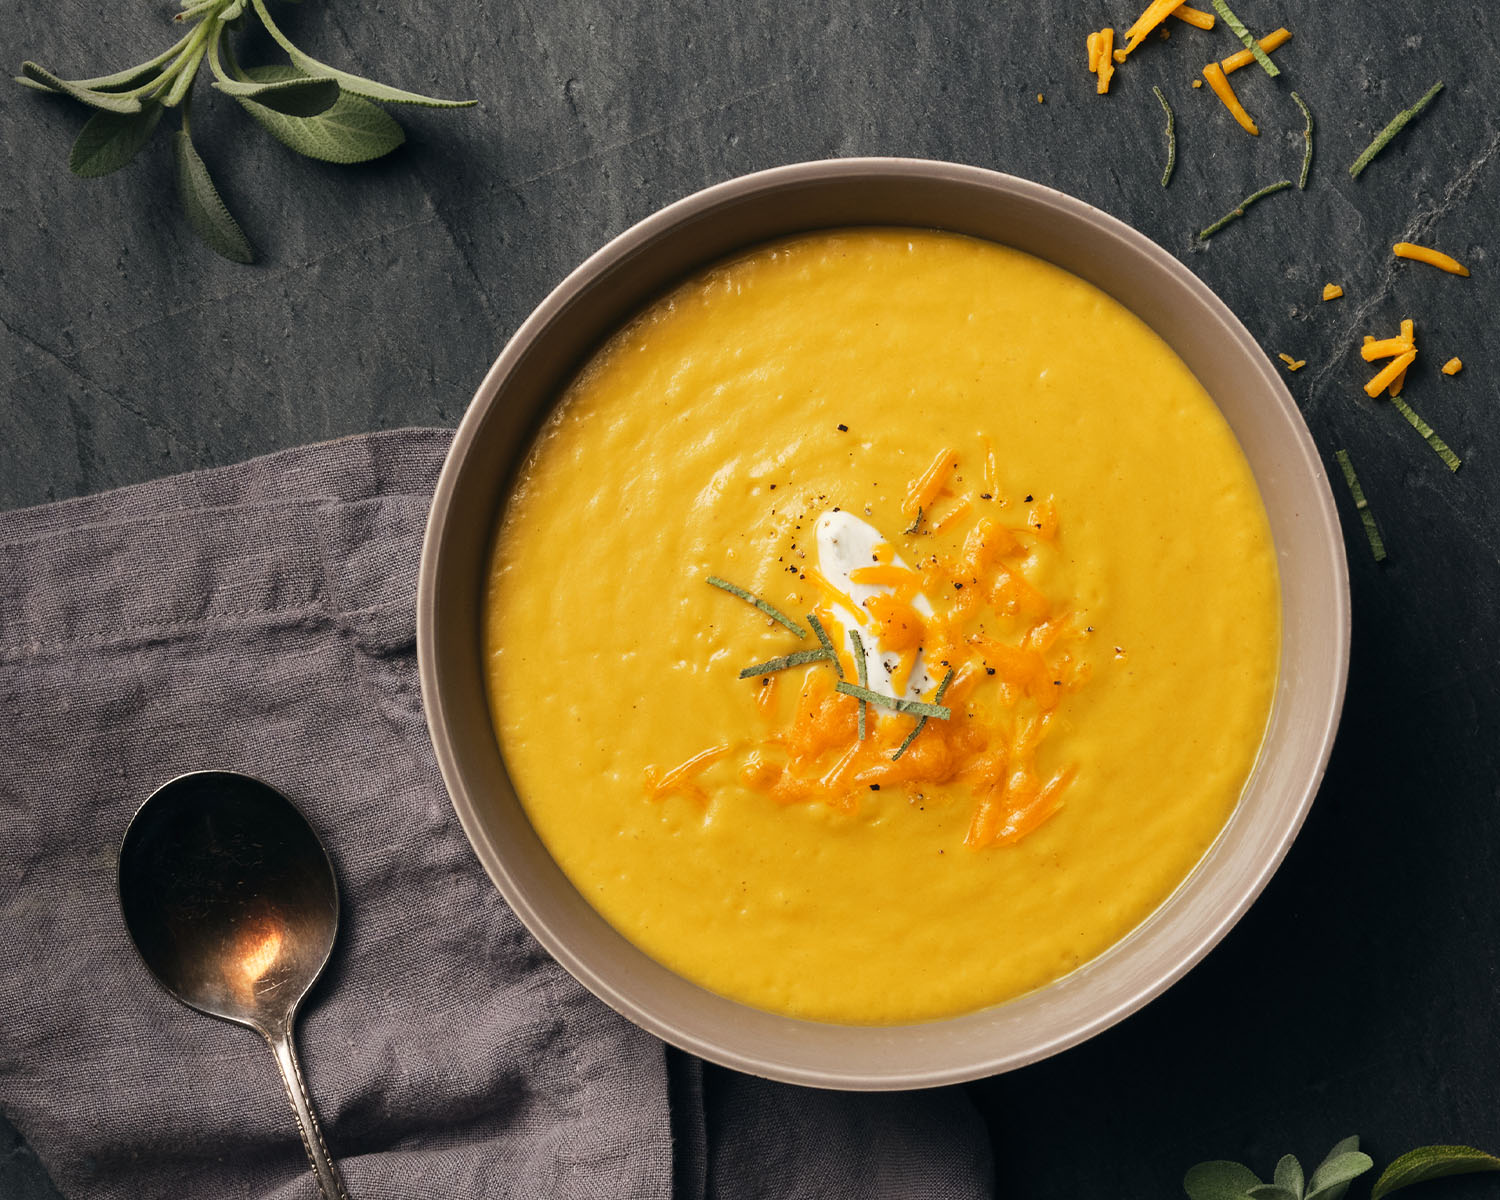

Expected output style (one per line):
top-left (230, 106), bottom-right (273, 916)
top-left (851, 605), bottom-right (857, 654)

top-left (418, 159), bottom-right (1349, 1089)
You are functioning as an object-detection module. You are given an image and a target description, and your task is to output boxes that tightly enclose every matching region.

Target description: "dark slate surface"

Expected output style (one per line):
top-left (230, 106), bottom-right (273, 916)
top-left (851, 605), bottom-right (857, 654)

top-left (2, 2), bottom-right (1498, 1197)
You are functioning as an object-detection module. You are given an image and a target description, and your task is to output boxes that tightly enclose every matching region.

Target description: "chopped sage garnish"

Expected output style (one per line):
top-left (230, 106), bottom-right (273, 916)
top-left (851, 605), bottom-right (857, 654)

top-left (1210, 0), bottom-right (1280, 76)
top-left (1198, 180), bottom-right (1293, 240)
top-left (1334, 449), bottom-right (1386, 562)
top-left (904, 508), bottom-right (924, 535)
top-left (1292, 90), bottom-right (1314, 189)
top-left (737, 649), bottom-right (833, 679)
top-left (707, 575), bottom-right (809, 638)
top-left (1350, 81), bottom-right (1444, 179)
top-left (1389, 396), bottom-right (1462, 473)
top-left (850, 628), bottom-right (869, 740)
top-left (1153, 85), bottom-right (1176, 188)
top-left (806, 612), bottom-right (843, 679)
top-left (834, 681), bottom-right (951, 721)
top-left (891, 668), bottom-right (955, 762)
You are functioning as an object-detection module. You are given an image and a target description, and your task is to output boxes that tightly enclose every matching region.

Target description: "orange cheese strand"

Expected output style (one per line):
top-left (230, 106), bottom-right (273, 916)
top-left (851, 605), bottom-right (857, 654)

top-left (1123, 0), bottom-right (1186, 53)
top-left (1362, 336), bottom-right (1414, 361)
top-left (1365, 349), bottom-right (1417, 398)
top-left (1401, 318), bottom-right (1415, 343)
top-left (1171, 3), bottom-right (1216, 30)
top-left (993, 769), bottom-right (1074, 846)
top-left (1443, 357), bottom-right (1463, 376)
top-left (904, 447), bottom-right (958, 517)
top-left (1087, 31), bottom-right (1102, 75)
top-left (755, 673), bottom-right (779, 714)
top-left (1277, 353), bottom-right (1306, 371)
top-left (1096, 28), bottom-right (1116, 93)
top-left (1394, 243), bottom-right (1471, 276)
top-left (1322, 283), bottom-right (1344, 301)
top-left (929, 497), bottom-right (974, 534)
top-left (1203, 62), bottom-right (1258, 135)
top-left (645, 744), bottom-right (731, 802)
top-left (1220, 27), bottom-right (1291, 74)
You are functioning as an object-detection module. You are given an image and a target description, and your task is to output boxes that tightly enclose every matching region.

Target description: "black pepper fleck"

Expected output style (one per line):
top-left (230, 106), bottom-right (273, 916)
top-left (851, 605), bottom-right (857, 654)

top-left (837, 424), bottom-right (848, 432)
top-left (980, 493), bottom-right (992, 500)
top-left (869, 784), bottom-right (880, 791)
top-left (986, 667), bottom-right (996, 675)
top-left (1025, 494), bottom-right (1033, 502)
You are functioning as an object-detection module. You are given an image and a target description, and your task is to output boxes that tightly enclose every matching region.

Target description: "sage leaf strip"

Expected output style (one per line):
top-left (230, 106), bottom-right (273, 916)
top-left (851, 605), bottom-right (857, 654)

top-left (70, 104), bottom-right (164, 176)
top-left (236, 67), bottom-right (405, 162)
top-left (834, 681), bottom-right (950, 720)
top-left (737, 649), bottom-right (833, 679)
top-left (172, 130), bottom-right (254, 263)
top-left (21, 62), bottom-right (142, 113)
top-left (1371, 1146), bottom-right (1500, 1200)
top-left (249, 0), bottom-right (476, 108)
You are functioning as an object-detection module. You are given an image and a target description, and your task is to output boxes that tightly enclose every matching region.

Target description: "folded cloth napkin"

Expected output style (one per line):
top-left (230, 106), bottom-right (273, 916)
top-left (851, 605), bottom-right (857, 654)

top-left (0, 429), bottom-right (995, 1200)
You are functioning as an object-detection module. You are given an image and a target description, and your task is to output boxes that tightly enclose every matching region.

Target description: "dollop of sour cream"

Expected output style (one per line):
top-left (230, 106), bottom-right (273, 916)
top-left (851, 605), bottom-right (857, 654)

top-left (814, 510), bottom-right (939, 701)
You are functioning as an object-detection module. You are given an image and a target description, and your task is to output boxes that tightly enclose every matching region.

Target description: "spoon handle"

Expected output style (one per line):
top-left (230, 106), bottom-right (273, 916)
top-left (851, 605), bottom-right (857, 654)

top-left (265, 1025), bottom-right (349, 1200)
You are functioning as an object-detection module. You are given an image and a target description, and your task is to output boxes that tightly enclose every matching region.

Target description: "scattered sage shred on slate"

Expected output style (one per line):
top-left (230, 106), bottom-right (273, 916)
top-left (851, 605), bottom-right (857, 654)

top-left (1349, 81), bottom-right (1444, 178)
top-left (1334, 449), bottom-right (1386, 562)
top-left (1209, 0), bottom-right (1280, 76)
top-left (1291, 90), bottom-right (1314, 189)
top-left (1390, 396), bottom-right (1462, 472)
top-left (1153, 85), bottom-right (1176, 187)
top-left (1199, 180), bottom-right (1293, 239)
top-left (16, 0), bottom-right (473, 263)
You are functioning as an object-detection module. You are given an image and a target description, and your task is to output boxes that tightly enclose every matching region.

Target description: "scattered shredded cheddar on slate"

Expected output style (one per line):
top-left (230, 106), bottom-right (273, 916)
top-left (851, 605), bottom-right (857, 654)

top-left (1390, 396), bottom-right (1462, 472)
top-left (1443, 357), bottom-right (1463, 375)
top-left (1123, 0), bottom-right (1187, 55)
top-left (1219, 27), bottom-right (1291, 74)
top-left (1350, 81), bottom-right (1444, 178)
top-left (1203, 62), bottom-right (1259, 135)
top-left (1087, 31), bottom-right (1102, 74)
top-left (1278, 353), bottom-right (1306, 371)
top-left (1365, 350), bottom-right (1417, 398)
top-left (1334, 450), bottom-right (1386, 562)
top-left (1171, 3), bottom-right (1216, 30)
top-left (1097, 28), bottom-right (1117, 92)
top-left (1192, 78), bottom-right (1203, 87)
top-left (1393, 242), bottom-right (1471, 276)
top-left (1323, 283), bottom-right (1344, 301)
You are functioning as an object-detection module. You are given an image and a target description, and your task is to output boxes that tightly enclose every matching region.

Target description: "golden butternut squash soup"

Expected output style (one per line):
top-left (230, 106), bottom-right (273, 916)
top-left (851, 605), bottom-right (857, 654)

top-left (483, 228), bottom-right (1279, 1024)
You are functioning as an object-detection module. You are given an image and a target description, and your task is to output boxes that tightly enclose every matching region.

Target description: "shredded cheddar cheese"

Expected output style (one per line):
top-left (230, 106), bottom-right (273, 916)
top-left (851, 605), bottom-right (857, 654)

top-left (1393, 242), bottom-right (1471, 277)
top-left (1123, 0), bottom-right (1187, 55)
top-left (1087, 31), bottom-right (1102, 74)
top-left (1203, 62), bottom-right (1258, 135)
top-left (1192, 78), bottom-right (1203, 87)
top-left (1219, 27), bottom-right (1291, 74)
top-left (1365, 350), bottom-right (1417, 398)
top-left (1097, 28), bottom-right (1116, 93)
top-left (1171, 3), bottom-right (1216, 29)
top-left (644, 744), bottom-right (732, 804)
top-left (904, 447), bottom-right (958, 517)
top-left (1362, 336), bottom-right (1413, 361)
top-left (1277, 353), bottom-right (1306, 371)
top-left (1322, 283), bottom-right (1344, 301)
top-left (1443, 357), bottom-right (1463, 376)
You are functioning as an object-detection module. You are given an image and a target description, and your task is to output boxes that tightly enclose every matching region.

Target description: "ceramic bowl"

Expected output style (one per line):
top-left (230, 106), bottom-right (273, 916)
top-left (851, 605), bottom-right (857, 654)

top-left (417, 158), bottom-right (1350, 1089)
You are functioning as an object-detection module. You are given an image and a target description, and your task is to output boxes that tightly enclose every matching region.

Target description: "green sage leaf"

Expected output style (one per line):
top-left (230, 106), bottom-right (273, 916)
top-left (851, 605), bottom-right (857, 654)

top-left (1274, 1155), bottom-right (1304, 1199)
top-left (20, 62), bottom-right (142, 112)
top-left (69, 103), bottom-right (164, 176)
top-left (1310, 1139), bottom-right (1364, 1200)
top-left (1305, 1151), bottom-right (1373, 1200)
top-left (1247, 1186), bottom-right (1298, 1200)
top-left (211, 72), bottom-right (338, 115)
top-left (1371, 1146), bottom-right (1500, 1200)
top-left (249, 0), bottom-right (475, 108)
top-left (172, 129), bottom-right (254, 263)
top-left (237, 66), bottom-right (404, 163)
top-left (1185, 1160), bottom-right (1262, 1200)
top-left (15, 31), bottom-right (191, 95)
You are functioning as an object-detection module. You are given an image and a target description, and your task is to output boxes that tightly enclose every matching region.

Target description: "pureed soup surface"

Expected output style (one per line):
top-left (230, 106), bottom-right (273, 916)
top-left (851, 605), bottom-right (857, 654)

top-left (484, 228), bottom-right (1280, 1024)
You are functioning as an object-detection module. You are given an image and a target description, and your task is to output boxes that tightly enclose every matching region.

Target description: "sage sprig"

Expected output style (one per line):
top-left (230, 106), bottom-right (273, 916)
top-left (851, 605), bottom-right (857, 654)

top-left (17, 0), bottom-right (473, 263)
top-left (1187, 1138), bottom-right (1500, 1200)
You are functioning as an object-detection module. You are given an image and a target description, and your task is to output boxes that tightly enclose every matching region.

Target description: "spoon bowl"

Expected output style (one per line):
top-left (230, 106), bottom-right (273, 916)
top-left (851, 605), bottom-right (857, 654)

top-left (119, 770), bottom-right (347, 1199)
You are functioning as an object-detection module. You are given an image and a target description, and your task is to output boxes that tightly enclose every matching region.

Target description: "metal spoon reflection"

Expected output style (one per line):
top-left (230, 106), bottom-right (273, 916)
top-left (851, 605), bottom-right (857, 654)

top-left (118, 771), bottom-right (347, 1199)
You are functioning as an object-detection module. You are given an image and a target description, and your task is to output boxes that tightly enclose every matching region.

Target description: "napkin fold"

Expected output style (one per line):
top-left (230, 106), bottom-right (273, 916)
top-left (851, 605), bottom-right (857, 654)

top-left (0, 429), bottom-right (994, 1200)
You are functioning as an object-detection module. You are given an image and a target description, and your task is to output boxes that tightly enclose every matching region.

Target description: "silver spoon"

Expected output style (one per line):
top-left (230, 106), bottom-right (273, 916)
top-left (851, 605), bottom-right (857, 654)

top-left (118, 770), bottom-right (348, 1200)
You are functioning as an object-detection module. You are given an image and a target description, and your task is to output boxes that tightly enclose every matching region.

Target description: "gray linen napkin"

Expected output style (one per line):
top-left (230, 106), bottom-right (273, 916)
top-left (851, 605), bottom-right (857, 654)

top-left (0, 428), bottom-right (994, 1200)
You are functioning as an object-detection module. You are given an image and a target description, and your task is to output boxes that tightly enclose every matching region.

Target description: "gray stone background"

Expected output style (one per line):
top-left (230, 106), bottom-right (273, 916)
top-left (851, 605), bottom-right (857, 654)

top-left (3, 1), bottom-right (1499, 1196)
